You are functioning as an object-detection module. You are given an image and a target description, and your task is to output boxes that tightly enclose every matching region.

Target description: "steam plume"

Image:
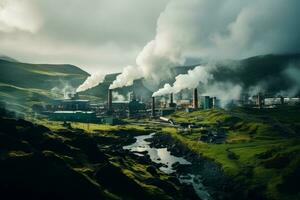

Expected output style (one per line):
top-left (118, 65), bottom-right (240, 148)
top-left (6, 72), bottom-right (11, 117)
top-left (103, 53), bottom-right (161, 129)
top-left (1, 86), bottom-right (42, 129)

top-left (76, 72), bottom-right (105, 92)
top-left (152, 66), bottom-right (213, 96)
top-left (112, 91), bottom-right (126, 101)
top-left (110, 0), bottom-right (300, 91)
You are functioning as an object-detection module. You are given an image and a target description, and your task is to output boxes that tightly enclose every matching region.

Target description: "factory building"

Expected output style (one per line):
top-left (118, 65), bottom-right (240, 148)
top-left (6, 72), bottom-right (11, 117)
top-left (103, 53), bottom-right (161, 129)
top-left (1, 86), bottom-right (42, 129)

top-left (50, 99), bottom-right (91, 111)
top-left (199, 96), bottom-right (219, 109)
top-left (106, 89), bottom-right (147, 118)
top-left (48, 111), bottom-right (99, 122)
top-left (168, 93), bottom-right (177, 108)
top-left (256, 93), bottom-right (264, 109)
top-left (128, 99), bottom-right (146, 118)
top-left (176, 99), bottom-right (191, 109)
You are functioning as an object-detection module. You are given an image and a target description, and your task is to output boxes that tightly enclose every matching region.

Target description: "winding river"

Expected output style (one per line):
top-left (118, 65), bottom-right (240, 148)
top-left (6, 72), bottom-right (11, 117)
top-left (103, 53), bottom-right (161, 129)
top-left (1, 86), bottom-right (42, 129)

top-left (123, 133), bottom-right (213, 200)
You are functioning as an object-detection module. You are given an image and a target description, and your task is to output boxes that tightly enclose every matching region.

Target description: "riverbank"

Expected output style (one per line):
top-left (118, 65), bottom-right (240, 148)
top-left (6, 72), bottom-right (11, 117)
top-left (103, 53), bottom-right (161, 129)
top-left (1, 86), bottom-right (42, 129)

top-left (124, 132), bottom-right (244, 200)
top-left (160, 107), bottom-right (300, 200)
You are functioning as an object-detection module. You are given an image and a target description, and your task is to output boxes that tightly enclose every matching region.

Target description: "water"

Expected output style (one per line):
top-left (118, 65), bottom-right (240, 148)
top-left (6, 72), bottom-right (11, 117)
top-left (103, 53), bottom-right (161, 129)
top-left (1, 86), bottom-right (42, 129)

top-left (123, 133), bottom-right (213, 200)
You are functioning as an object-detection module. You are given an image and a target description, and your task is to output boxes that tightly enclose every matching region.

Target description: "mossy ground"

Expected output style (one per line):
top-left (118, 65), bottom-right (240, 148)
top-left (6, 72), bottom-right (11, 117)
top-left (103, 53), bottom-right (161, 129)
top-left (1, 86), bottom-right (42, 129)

top-left (1, 115), bottom-right (193, 200)
top-left (162, 106), bottom-right (300, 200)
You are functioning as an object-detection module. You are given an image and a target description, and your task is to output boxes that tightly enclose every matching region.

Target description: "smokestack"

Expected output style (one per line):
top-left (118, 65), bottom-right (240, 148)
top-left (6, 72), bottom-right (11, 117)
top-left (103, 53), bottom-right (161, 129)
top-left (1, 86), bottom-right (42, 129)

top-left (193, 88), bottom-right (198, 109)
top-left (151, 97), bottom-right (156, 117)
top-left (212, 97), bottom-right (217, 109)
top-left (170, 93), bottom-right (174, 104)
top-left (108, 89), bottom-right (112, 112)
top-left (256, 93), bottom-right (264, 109)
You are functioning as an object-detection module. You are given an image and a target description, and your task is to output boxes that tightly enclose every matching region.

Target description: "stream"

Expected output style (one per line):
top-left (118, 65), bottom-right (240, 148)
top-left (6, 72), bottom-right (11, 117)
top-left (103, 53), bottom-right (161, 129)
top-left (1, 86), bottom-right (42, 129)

top-left (123, 133), bottom-right (213, 200)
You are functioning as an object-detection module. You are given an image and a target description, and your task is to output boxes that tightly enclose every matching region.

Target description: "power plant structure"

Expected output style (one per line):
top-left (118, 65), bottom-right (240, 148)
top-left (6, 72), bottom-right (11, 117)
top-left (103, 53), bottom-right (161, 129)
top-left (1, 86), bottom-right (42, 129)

top-left (43, 85), bottom-right (300, 124)
top-left (44, 87), bottom-right (221, 123)
top-left (151, 97), bottom-right (156, 117)
top-left (107, 89), bottom-right (113, 113)
top-left (193, 88), bottom-right (199, 109)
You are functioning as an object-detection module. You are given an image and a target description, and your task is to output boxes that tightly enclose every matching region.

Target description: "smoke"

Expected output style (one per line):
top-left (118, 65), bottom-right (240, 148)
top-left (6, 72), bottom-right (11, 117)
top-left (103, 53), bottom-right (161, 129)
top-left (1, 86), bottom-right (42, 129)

top-left (153, 65), bottom-right (213, 96)
top-left (109, 66), bottom-right (142, 89)
top-left (153, 58), bottom-right (300, 107)
top-left (110, 0), bottom-right (300, 91)
top-left (112, 91), bottom-right (126, 101)
top-left (202, 82), bottom-right (243, 107)
top-left (76, 72), bottom-right (105, 92)
top-left (152, 64), bottom-right (243, 107)
top-left (279, 65), bottom-right (300, 97)
top-left (110, 0), bottom-right (188, 90)
top-left (51, 83), bottom-right (76, 99)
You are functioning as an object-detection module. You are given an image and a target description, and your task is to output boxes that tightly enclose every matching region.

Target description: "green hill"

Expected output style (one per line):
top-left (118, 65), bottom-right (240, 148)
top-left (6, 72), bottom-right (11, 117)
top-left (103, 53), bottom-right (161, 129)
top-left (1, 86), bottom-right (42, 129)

top-left (0, 55), bottom-right (18, 62)
top-left (0, 59), bottom-right (89, 115)
top-left (213, 54), bottom-right (300, 95)
top-left (165, 106), bottom-right (300, 200)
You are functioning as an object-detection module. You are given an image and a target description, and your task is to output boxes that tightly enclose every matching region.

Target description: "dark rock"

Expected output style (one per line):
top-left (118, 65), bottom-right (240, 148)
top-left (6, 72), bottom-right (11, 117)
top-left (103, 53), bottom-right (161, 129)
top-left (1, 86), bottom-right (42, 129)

top-left (0, 151), bottom-right (109, 200)
top-left (95, 163), bottom-right (151, 200)
top-left (145, 178), bottom-right (178, 196)
top-left (146, 165), bottom-right (158, 177)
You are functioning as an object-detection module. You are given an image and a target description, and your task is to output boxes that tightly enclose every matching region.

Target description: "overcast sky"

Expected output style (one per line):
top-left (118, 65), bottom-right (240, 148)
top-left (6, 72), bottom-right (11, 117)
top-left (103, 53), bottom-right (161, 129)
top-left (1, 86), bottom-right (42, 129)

top-left (1, 0), bottom-right (300, 76)
top-left (0, 0), bottom-right (169, 73)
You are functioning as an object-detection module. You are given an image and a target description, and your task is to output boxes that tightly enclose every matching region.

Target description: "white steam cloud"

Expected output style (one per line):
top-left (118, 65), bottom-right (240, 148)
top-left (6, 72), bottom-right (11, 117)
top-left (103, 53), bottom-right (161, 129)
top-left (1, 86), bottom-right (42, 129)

top-left (152, 65), bottom-right (243, 107)
top-left (202, 83), bottom-right (243, 107)
top-left (76, 72), bottom-right (105, 92)
top-left (112, 91), bottom-right (126, 101)
top-left (152, 65), bottom-right (213, 96)
top-left (109, 65), bottom-right (143, 89)
top-left (110, 0), bottom-right (300, 91)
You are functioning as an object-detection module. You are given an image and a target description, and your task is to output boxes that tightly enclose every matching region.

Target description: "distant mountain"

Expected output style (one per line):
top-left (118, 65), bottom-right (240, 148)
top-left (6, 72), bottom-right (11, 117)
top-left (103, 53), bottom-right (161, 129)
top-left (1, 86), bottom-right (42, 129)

top-left (212, 54), bottom-right (300, 95)
top-left (0, 59), bottom-right (89, 114)
top-left (0, 55), bottom-right (18, 62)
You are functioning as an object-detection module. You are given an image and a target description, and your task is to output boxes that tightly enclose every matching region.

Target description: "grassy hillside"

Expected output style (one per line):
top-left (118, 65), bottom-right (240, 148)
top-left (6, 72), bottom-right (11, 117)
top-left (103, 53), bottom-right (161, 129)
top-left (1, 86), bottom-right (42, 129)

top-left (213, 54), bottom-right (300, 95)
top-left (0, 114), bottom-right (197, 200)
top-left (164, 106), bottom-right (300, 200)
top-left (0, 59), bottom-right (89, 115)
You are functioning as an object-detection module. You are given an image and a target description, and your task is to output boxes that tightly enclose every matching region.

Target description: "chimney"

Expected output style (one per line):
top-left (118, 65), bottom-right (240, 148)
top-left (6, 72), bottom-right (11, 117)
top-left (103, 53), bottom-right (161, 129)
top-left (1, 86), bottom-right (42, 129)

top-left (257, 93), bottom-right (264, 109)
top-left (170, 93), bottom-right (174, 104)
top-left (151, 97), bottom-right (155, 117)
top-left (108, 89), bottom-right (112, 111)
top-left (193, 88), bottom-right (198, 109)
top-left (212, 97), bottom-right (217, 109)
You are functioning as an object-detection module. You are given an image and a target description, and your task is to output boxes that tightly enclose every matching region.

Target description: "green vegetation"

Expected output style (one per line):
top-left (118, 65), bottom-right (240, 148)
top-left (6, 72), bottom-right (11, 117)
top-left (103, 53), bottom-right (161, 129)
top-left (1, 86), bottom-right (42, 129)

top-left (163, 106), bottom-right (300, 200)
top-left (0, 59), bottom-right (89, 114)
top-left (0, 116), bottom-right (193, 200)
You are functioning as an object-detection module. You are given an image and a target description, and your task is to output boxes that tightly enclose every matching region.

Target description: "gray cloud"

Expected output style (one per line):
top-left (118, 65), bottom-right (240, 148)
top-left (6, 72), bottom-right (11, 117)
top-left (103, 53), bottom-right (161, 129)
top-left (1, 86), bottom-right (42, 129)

top-left (1, 0), bottom-right (300, 78)
top-left (0, 0), bottom-right (168, 73)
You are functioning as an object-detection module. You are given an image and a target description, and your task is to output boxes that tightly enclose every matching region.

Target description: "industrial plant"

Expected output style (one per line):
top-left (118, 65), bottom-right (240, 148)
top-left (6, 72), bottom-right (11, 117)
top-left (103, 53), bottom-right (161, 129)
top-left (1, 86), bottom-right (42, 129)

top-left (43, 86), bottom-right (300, 124)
